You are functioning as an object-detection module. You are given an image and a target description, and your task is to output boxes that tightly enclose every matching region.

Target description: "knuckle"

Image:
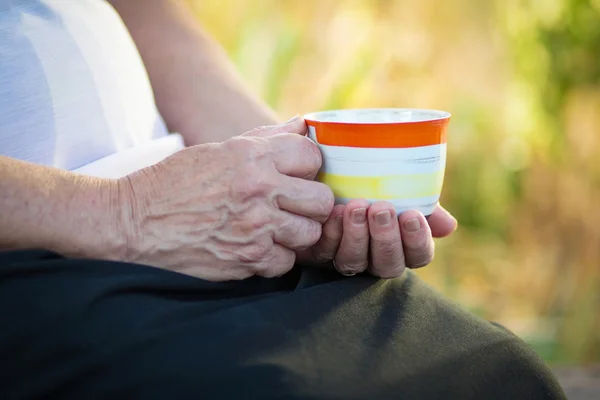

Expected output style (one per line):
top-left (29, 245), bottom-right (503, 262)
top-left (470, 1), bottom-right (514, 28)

top-left (372, 231), bottom-right (401, 251)
top-left (247, 139), bottom-right (272, 161)
top-left (305, 221), bottom-right (323, 247)
top-left (225, 139), bottom-right (278, 202)
top-left (223, 136), bottom-right (247, 153)
top-left (317, 184), bottom-right (335, 216)
top-left (301, 183), bottom-right (335, 222)
top-left (260, 248), bottom-right (296, 278)
top-left (231, 171), bottom-right (276, 201)
top-left (237, 207), bottom-right (272, 235)
top-left (240, 239), bottom-right (273, 264)
top-left (374, 240), bottom-right (401, 259)
top-left (250, 176), bottom-right (277, 197)
top-left (226, 136), bottom-right (272, 160)
top-left (348, 233), bottom-right (368, 247)
top-left (370, 235), bottom-right (407, 278)
top-left (281, 218), bottom-right (322, 249)
top-left (230, 177), bottom-right (255, 201)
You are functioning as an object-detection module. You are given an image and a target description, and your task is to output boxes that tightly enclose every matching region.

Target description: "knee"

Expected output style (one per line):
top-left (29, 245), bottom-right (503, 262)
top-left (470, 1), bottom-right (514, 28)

top-left (441, 328), bottom-right (567, 400)
top-left (491, 336), bottom-right (565, 399)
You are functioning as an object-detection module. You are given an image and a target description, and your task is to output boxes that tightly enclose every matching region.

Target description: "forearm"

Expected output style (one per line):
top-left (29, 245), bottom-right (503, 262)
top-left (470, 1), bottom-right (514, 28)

top-left (0, 156), bottom-right (128, 260)
top-left (110, 0), bottom-right (279, 146)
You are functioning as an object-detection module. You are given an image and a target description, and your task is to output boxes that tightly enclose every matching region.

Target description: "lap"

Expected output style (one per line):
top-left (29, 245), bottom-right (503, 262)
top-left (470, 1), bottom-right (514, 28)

top-left (0, 250), bottom-right (564, 399)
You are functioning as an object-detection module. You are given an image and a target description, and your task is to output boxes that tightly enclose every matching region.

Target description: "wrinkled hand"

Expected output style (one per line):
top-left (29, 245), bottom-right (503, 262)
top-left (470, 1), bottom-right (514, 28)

top-left (297, 201), bottom-right (457, 278)
top-left (118, 118), bottom-right (334, 281)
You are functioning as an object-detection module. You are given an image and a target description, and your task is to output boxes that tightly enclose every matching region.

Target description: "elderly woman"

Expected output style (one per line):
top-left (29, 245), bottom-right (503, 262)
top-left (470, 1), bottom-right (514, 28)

top-left (0, 1), bottom-right (564, 399)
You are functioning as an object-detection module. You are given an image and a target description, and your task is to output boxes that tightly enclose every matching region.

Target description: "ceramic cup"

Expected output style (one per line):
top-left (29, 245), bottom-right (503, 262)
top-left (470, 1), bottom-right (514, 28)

top-left (304, 108), bottom-right (451, 216)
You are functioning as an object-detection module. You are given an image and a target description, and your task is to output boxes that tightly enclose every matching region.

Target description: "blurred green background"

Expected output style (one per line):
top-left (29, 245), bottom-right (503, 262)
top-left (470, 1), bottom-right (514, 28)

top-left (186, 0), bottom-right (600, 366)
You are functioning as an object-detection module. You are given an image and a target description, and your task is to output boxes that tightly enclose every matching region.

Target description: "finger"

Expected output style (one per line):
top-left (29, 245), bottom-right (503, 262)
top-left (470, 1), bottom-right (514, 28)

top-left (427, 204), bottom-right (457, 238)
top-left (272, 210), bottom-right (323, 250)
top-left (304, 204), bottom-right (345, 263)
top-left (334, 199), bottom-right (370, 276)
top-left (399, 210), bottom-right (435, 269)
top-left (276, 176), bottom-right (334, 223)
top-left (367, 202), bottom-right (406, 279)
top-left (253, 243), bottom-right (297, 278)
top-left (241, 116), bottom-right (307, 138)
top-left (266, 133), bottom-right (322, 179)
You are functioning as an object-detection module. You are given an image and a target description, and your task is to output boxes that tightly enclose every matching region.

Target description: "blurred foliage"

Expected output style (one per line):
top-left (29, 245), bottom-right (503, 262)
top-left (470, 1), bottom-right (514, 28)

top-left (186, 0), bottom-right (600, 365)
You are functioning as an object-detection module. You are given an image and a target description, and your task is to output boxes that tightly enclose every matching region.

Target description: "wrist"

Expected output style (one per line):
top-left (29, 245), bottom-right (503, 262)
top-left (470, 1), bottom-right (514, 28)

top-left (112, 169), bottom-right (158, 265)
top-left (112, 174), bottom-right (143, 264)
top-left (51, 175), bottom-right (132, 262)
top-left (98, 177), bottom-right (136, 263)
top-left (0, 157), bottom-right (136, 262)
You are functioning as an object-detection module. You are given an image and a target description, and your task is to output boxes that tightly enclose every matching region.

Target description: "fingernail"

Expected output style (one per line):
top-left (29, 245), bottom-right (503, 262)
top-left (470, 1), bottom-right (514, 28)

top-left (351, 208), bottom-right (367, 224)
top-left (375, 211), bottom-right (392, 226)
top-left (285, 115), bottom-right (300, 123)
top-left (403, 218), bottom-right (421, 232)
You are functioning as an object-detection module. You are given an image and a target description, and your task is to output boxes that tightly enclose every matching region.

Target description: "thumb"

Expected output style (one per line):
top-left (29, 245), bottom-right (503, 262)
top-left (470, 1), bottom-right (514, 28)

top-left (241, 115), bottom-right (306, 138)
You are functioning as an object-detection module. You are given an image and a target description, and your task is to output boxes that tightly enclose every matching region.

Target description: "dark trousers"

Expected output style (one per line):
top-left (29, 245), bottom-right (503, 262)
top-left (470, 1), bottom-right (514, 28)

top-left (0, 250), bottom-right (565, 399)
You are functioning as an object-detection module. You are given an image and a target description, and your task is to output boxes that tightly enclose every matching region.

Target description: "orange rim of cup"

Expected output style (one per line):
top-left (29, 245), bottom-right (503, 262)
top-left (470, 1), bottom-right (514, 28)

top-left (304, 108), bottom-right (451, 148)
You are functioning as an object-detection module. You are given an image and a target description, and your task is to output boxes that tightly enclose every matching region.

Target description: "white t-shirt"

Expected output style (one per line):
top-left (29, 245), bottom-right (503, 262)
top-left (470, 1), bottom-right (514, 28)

top-left (0, 0), bottom-right (184, 178)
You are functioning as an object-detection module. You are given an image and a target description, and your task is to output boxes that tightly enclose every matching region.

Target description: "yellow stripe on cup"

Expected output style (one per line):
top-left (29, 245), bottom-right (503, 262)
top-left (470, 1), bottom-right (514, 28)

top-left (317, 171), bottom-right (444, 200)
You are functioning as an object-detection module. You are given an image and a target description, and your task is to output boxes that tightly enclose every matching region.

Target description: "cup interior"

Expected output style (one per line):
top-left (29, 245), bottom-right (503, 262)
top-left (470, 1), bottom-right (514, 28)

top-left (304, 108), bottom-right (450, 124)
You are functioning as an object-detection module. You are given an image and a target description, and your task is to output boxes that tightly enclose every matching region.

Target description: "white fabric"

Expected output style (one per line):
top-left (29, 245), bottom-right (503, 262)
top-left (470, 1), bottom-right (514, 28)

top-left (0, 0), bottom-right (184, 177)
top-left (73, 133), bottom-right (184, 178)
